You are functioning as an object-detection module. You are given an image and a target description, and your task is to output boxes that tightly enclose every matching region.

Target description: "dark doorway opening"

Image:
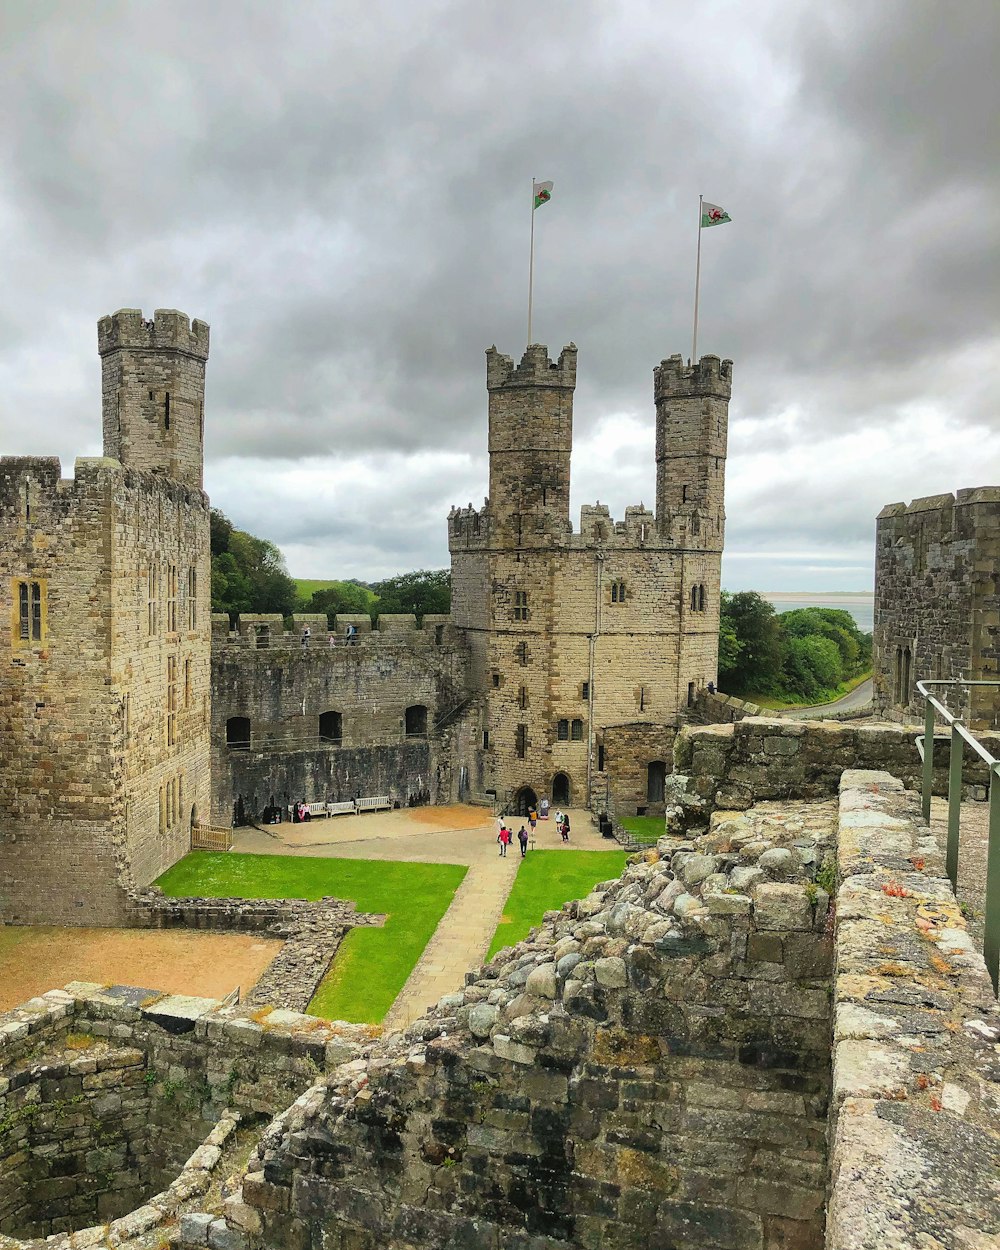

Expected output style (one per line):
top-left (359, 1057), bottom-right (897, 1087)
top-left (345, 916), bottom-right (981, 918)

top-left (513, 786), bottom-right (537, 817)
top-left (647, 760), bottom-right (667, 804)
top-left (552, 772), bottom-right (571, 805)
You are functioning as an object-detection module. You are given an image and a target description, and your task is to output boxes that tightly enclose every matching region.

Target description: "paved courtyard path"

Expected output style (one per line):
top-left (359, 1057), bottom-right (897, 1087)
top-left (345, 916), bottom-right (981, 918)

top-left (231, 804), bottom-right (612, 1029)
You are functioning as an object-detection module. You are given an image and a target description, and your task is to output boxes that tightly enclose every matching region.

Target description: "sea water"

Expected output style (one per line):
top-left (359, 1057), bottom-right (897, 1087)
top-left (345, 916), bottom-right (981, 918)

top-left (760, 595), bottom-right (874, 633)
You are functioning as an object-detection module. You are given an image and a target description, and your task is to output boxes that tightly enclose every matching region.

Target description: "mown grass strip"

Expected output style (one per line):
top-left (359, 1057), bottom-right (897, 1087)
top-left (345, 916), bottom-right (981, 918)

top-left (487, 849), bottom-right (627, 959)
top-left (155, 853), bottom-right (466, 1024)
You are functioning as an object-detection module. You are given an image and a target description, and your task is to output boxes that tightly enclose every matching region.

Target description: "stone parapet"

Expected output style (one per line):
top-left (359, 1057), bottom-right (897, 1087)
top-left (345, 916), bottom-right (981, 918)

top-left (827, 770), bottom-right (1000, 1248)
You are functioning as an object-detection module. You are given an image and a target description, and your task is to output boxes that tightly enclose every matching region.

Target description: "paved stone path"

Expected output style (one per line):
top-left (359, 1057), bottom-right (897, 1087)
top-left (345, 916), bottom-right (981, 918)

top-left (231, 804), bottom-right (612, 1029)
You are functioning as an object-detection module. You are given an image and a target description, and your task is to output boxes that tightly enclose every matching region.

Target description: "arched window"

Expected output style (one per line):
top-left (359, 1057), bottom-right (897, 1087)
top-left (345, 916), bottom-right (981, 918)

top-left (405, 705), bottom-right (428, 736)
top-left (226, 716), bottom-right (250, 750)
top-left (611, 581), bottom-right (626, 603)
top-left (571, 718), bottom-right (583, 741)
top-left (647, 761), bottom-right (667, 803)
top-left (319, 710), bottom-right (342, 743)
top-left (557, 719), bottom-right (569, 741)
top-left (691, 585), bottom-right (698, 611)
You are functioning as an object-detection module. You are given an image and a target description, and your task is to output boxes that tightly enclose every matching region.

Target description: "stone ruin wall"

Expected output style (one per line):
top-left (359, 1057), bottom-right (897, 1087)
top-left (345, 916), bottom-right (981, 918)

top-left (874, 487), bottom-right (1000, 729)
top-left (0, 984), bottom-right (372, 1250)
top-left (209, 612), bottom-right (475, 824)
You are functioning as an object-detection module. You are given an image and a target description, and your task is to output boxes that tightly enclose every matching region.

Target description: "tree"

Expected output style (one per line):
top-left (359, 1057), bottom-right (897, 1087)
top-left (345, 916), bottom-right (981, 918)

top-left (782, 635), bottom-right (843, 699)
top-left (210, 510), bottom-right (298, 617)
top-left (308, 581), bottom-right (377, 626)
top-left (372, 569), bottom-right (451, 620)
top-left (780, 607), bottom-right (869, 676)
top-left (718, 591), bottom-right (784, 695)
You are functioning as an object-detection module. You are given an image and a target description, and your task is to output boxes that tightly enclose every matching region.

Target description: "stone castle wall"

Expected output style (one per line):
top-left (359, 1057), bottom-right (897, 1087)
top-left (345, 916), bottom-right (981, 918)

top-left (210, 615), bottom-right (472, 823)
top-left (0, 309), bottom-right (212, 925)
top-left (874, 487), bottom-right (1000, 728)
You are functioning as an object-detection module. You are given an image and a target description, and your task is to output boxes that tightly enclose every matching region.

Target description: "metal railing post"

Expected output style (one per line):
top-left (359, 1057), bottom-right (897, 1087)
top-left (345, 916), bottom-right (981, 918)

top-left (922, 699), bottom-right (935, 823)
top-left (985, 763), bottom-right (1000, 994)
top-left (946, 722), bottom-right (964, 890)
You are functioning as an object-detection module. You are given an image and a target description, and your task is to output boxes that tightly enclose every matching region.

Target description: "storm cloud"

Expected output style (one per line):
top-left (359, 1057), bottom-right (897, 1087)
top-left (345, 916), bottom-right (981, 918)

top-left (1, 0), bottom-right (997, 587)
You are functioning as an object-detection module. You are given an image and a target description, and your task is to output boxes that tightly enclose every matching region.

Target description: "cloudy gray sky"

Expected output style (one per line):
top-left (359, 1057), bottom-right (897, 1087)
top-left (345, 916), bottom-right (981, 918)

top-left (1, 0), bottom-right (997, 591)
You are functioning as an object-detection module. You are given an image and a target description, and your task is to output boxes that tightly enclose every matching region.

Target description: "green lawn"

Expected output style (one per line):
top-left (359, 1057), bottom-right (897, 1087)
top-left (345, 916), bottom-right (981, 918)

top-left (619, 815), bottom-right (664, 844)
top-left (487, 850), bottom-right (627, 959)
top-left (154, 853), bottom-right (466, 1024)
top-left (293, 578), bottom-right (339, 599)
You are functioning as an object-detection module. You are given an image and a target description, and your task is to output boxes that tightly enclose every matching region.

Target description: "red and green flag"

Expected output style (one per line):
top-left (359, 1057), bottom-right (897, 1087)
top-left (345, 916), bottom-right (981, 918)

top-left (533, 180), bottom-right (553, 210)
top-left (701, 202), bottom-right (731, 227)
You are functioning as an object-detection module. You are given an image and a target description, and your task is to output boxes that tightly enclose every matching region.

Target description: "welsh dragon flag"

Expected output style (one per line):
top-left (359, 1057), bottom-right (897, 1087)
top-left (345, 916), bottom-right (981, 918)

top-left (701, 202), bottom-right (731, 227)
top-left (533, 180), bottom-right (553, 209)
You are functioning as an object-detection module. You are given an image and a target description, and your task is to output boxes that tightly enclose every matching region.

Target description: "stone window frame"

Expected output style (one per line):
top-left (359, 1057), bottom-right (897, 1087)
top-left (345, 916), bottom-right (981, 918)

top-left (516, 641), bottom-right (529, 666)
top-left (147, 565), bottom-right (159, 636)
top-left (12, 578), bottom-right (46, 647)
top-left (319, 709), bottom-right (343, 743)
top-left (557, 718), bottom-right (569, 741)
top-left (166, 655), bottom-right (178, 747)
top-left (513, 590), bottom-right (530, 622)
top-left (187, 567), bottom-right (197, 630)
top-left (183, 659), bottom-right (191, 709)
top-left (518, 685), bottom-right (529, 710)
top-left (571, 718), bottom-right (584, 741)
top-left (610, 580), bottom-right (627, 603)
top-left (515, 723), bottom-right (528, 758)
top-left (689, 583), bottom-right (706, 612)
top-left (581, 680), bottom-right (590, 700)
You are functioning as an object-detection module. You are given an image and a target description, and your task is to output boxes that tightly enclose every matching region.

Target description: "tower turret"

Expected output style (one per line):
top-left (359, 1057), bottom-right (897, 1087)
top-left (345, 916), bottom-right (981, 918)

top-left (486, 343), bottom-right (577, 547)
top-left (98, 308), bottom-right (210, 489)
top-left (654, 353), bottom-right (731, 546)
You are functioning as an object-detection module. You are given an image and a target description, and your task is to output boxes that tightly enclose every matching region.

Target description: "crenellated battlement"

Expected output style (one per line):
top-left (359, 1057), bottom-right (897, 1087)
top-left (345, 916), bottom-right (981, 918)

top-left (214, 612), bottom-right (460, 654)
top-left (654, 351), bottom-right (733, 399)
top-left (98, 308), bottom-right (210, 360)
top-left (485, 342), bottom-right (577, 391)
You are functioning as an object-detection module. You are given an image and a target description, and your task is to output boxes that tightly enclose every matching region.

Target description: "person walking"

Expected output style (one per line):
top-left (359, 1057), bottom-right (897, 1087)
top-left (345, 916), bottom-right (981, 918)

top-left (528, 806), bottom-right (537, 831)
top-left (517, 825), bottom-right (529, 857)
top-left (554, 808), bottom-right (564, 829)
top-left (560, 813), bottom-right (571, 843)
top-left (301, 626), bottom-right (310, 648)
top-left (498, 825), bottom-right (512, 857)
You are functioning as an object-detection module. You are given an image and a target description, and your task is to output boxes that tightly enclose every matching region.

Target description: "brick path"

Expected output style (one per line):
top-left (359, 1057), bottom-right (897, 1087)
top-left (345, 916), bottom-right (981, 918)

top-left (231, 804), bottom-right (612, 1028)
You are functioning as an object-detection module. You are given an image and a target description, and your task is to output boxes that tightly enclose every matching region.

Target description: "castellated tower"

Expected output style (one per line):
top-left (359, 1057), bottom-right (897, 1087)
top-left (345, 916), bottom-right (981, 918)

top-left (0, 309), bottom-right (212, 925)
top-left (99, 308), bottom-right (210, 489)
top-left (448, 345), bottom-right (733, 819)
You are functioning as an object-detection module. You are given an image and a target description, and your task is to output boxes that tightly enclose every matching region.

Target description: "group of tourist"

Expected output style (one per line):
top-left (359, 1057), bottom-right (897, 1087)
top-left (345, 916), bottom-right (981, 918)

top-left (496, 805), bottom-right (570, 857)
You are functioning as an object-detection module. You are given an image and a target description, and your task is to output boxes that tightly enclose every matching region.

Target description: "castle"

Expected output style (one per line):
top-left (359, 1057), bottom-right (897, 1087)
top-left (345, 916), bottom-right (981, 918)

top-left (0, 310), bottom-right (212, 925)
top-left (1, 310), bottom-right (730, 925)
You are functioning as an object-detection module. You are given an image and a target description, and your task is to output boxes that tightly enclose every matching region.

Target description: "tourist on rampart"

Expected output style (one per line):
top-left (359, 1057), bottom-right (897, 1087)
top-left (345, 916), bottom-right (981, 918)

top-left (301, 626), bottom-right (310, 647)
top-left (497, 825), bottom-right (512, 857)
top-left (518, 826), bottom-right (529, 857)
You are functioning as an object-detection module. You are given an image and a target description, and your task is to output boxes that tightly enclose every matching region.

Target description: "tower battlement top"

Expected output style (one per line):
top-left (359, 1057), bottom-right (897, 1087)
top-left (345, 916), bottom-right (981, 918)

top-left (98, 308), bottom-right (210, 360)
top-left (486, 343), bottom-right (577, 391)
top-left (654, 353), bottom-right (732, 399)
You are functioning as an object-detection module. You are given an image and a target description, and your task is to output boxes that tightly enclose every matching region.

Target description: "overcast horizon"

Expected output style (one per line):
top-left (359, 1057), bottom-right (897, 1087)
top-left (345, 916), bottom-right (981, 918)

top-left (1, 1), bottom-right (997, 592)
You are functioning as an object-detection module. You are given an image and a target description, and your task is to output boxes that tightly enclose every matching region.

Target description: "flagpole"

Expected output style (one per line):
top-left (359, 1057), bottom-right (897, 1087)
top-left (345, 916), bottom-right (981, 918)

top-left (528, 176), bottom-right (536, 345)
top-left (692, 193), bottom-right (703, 363)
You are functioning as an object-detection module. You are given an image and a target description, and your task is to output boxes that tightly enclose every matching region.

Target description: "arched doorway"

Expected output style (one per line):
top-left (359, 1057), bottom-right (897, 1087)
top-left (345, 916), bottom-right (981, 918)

top-left (512, 786), bottom-right (537, 817)
top-left (647, 761), bottom-right (667, 803)
top-left (552, 772), bottom-right (571, 805)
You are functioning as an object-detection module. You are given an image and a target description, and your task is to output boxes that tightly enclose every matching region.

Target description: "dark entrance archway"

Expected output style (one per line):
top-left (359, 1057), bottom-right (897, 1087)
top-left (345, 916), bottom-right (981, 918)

top-left (512, 786), bottom-right (537, 817)
top-left (552, 772), bottom-right (570, 805)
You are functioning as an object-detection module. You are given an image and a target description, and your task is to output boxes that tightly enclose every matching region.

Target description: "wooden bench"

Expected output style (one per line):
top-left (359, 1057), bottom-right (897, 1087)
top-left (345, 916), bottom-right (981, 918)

top-left (327, 801), bottom-right (356, 817)
top-left (286, 802), bottom-right (329, 821)
top-left (355, 795), bottom-right (391, 813)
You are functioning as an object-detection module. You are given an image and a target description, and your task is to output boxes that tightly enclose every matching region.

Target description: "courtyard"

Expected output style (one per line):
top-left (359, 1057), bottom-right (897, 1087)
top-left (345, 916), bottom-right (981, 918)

top-left (0, 804), bottom-right (625, 1028)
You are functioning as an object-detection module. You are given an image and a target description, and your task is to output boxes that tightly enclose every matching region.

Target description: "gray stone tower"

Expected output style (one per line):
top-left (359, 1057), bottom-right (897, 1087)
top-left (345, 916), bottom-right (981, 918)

top-left (486, 343), bottom-right (577, 545)
top-left (654, 353), bottom-right (731, 547)
top-left (98, 308), bottom-right (210, 488)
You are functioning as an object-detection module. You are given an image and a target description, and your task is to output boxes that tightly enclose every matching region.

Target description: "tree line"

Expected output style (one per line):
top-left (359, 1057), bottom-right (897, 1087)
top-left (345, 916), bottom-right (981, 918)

top-left (210, 509), bottom-right (451, 623)
top-left (719, 591), bottom-right (872, 703)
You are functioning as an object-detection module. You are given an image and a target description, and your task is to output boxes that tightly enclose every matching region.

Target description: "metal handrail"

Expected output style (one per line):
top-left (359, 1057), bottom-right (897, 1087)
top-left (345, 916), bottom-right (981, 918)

top-left (915, 678), bottom-right (1000, 991)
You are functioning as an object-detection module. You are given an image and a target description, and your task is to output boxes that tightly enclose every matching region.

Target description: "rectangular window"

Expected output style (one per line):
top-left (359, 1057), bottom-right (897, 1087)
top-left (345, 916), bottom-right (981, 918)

top-left (581, 681), bottom-right (590, 701)
top-left (14, 580), bottom-right (44, 645)
top-left (557, 719), bottom-right (569, 741)
top-left (159, 785), bottom-right (166, 835)
top-left (516, 641), bottom-right (528, 666)
top-left (167, 565), bottom-right (178, 633)
top-left (571, 718), bottom-right (583, 741)
top-left (184, 659), bottom-right (192, 709)
top-left (187, 568), bottom-right (197, 630)
top-left (597, 744), bottom-right (606, 771)
top-left (166, 655), bottom-right (177, 747)
top-left (513, 590), bottom-right (529, 621)
top-left (687, 681), bottom-right (696, 707)
top-left (639, 685), bottom-right (646, 712)
top-left (482, 729), bottom-right (490, 750)
top-left (147, 568), bottom-right (158, 636)
top-left (518, 685), bottom-right (528, 710)
top-left (516, 723), bottom-right (527, 759)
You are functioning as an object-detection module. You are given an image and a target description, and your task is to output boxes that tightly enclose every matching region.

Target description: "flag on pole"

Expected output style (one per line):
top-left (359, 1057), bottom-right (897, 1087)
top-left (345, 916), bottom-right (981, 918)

top-left (533, 180), bottom-right (553, 209)
top-left (701, 202), bottom-right (731, 227)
